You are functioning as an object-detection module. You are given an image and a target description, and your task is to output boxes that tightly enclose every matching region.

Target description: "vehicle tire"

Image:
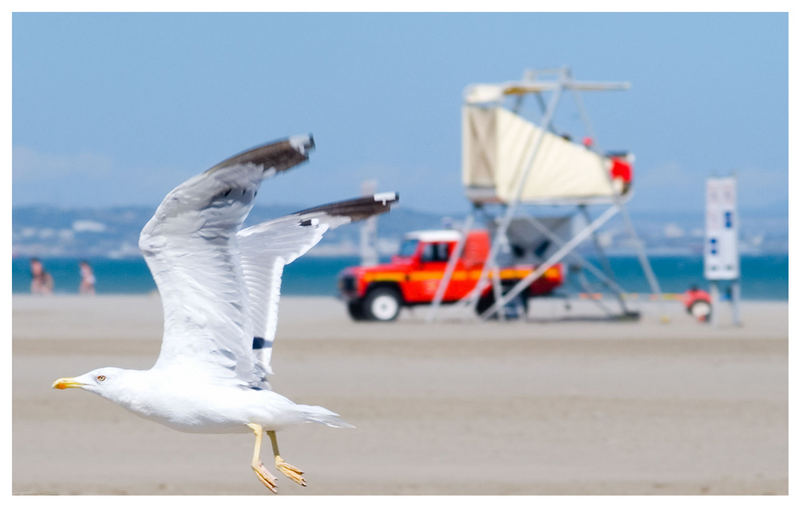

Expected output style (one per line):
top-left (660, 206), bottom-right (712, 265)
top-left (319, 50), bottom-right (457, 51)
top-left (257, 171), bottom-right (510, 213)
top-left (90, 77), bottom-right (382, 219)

top-left (476, 293), bottom-right (498, 319)
top-left (688, 300), bottom-right (712, 322)
top-left (363, 287), bottom-right (402, 322)
top-left (475, 291), bottom-right (528, 320)
top-left (346, 300), bottom-right (367, 321)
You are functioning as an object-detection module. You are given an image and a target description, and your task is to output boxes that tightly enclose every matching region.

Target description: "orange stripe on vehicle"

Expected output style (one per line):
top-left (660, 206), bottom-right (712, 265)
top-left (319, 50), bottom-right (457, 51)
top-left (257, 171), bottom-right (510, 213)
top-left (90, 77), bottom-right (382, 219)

top-left (399, 267), bottom-right (552, 283)
top-left (407, 272), bottom-right (442, 281)
top-left (407, 271), bottom-right (478, 282)
top-left (363, 272), bottom-right (406, 283)
top-left (543, 267), bottom-right (561, 280)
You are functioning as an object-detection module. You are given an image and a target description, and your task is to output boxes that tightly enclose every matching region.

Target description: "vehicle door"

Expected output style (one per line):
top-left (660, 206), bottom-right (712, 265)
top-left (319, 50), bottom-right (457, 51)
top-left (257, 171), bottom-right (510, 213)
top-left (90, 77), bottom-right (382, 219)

top-left (408, 241), bottom-right (465, 302)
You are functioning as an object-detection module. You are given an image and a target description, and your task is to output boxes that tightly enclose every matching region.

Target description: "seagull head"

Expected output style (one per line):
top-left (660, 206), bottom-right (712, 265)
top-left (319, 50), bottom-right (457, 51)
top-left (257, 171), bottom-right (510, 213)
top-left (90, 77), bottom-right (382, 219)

top-left (52, 367), bottom-right (133, 398)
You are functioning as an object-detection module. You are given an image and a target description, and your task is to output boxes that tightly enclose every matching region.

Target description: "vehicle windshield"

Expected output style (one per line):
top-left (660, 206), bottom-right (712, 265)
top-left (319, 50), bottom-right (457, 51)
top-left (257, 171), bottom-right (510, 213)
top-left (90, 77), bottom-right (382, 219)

top-left (397, 238), bottom-right (420, 257)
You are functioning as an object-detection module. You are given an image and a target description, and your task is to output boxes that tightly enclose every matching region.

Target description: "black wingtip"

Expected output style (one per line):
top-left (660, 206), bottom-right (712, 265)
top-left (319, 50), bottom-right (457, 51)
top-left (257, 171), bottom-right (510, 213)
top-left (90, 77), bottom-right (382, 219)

top-left (289, 133), bottom-right (315, 156)
top-left (295, 191), bottom-right (399, 222)
top-left (372, 192), bottom-right (398, 204)
top-left (207, 134), bottom-right (315, 175)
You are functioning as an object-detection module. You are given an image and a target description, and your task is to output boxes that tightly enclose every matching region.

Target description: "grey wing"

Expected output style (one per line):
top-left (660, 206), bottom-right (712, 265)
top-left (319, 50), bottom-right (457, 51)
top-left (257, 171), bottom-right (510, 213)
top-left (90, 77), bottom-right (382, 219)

top-left (238, 193), bottom-right (398, 382)
top-left (139, 135), bottom-right (314, 383)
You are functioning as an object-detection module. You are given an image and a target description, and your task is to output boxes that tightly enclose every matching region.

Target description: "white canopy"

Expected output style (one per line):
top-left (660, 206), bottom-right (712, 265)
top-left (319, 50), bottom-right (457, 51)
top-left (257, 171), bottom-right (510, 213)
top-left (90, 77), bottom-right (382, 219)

top-left (462, 106), bottom-right (624, 204)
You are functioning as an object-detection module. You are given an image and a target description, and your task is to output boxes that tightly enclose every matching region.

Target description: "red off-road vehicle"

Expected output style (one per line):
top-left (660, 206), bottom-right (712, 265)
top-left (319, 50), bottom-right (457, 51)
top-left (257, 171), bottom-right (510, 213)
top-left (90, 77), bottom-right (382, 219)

top-left (338, 229), bottom-right (564, 321)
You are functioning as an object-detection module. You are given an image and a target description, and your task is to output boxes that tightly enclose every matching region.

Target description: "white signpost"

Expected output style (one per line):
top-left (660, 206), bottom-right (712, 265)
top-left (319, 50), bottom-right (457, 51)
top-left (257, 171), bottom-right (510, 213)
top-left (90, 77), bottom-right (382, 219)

top-left (704, 176), bottom-right (741, 326)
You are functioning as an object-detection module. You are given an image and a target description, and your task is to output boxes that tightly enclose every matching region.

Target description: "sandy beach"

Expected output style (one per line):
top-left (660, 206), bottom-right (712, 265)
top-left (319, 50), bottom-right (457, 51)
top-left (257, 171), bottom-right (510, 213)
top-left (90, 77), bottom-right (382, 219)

top-left (12, 294), bottom-right (787, 495)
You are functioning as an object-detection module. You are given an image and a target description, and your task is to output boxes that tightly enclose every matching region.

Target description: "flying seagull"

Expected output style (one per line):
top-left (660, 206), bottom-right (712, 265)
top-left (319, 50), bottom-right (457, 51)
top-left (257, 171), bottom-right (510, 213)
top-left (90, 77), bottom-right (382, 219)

top-left (52, 135), bottom-right (398, 493)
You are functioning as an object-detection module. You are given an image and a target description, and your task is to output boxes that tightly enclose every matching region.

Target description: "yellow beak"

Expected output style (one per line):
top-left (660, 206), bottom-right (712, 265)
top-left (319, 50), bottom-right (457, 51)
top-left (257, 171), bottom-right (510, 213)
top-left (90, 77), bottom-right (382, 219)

top-left (52, 377), bottom-right (83, 390)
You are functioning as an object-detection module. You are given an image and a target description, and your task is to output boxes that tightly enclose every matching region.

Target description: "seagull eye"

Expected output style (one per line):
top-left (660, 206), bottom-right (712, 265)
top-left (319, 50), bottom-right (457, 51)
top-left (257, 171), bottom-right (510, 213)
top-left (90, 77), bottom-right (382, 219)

top-left (96, 375), bottom-right (106, 382)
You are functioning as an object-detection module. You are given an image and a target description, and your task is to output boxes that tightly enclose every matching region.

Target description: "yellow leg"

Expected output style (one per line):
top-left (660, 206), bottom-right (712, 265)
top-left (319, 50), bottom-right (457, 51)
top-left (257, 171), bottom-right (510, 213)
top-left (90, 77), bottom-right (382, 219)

top-left (268, 430), bottom-right (306, 486)
top-left (247, 423), bottom-right (278, 493)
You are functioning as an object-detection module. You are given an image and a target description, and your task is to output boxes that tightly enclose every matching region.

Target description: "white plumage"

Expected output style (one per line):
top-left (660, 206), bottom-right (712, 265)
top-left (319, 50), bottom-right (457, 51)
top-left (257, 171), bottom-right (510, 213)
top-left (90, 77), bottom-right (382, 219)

top-left (52, 135), bottom-right (398, 492)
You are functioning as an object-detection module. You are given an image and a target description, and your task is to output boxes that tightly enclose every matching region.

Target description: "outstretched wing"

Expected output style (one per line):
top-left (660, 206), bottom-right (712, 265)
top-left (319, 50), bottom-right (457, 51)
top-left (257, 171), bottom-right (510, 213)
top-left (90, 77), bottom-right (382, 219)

top-left (238, 193), bottom-right (398, 380)
top-left (139, 135), bottom-right (314, 384)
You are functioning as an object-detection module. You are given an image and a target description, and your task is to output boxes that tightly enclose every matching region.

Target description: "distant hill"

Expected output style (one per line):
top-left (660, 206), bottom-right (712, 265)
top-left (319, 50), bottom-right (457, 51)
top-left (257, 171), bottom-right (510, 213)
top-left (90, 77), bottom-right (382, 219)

top-left (11, 204), bottom-right (449, 259)
top-left (11, 204), bottom-right (786, 259)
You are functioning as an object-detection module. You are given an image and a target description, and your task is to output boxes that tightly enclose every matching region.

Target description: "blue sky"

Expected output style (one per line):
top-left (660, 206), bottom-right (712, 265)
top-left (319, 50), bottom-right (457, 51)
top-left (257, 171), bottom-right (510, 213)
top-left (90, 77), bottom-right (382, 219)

top-left (13, 12), bottom-right (787, 217)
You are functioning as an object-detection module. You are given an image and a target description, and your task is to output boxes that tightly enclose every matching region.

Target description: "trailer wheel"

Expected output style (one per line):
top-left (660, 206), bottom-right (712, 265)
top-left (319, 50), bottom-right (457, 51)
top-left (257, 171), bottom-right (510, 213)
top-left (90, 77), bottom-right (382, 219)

top-left (363, 287), bottom-right (402, 322)
top-left (689, 300), bottom-right (712, 322)
top-left (346, 300), bottom-right (367, 321)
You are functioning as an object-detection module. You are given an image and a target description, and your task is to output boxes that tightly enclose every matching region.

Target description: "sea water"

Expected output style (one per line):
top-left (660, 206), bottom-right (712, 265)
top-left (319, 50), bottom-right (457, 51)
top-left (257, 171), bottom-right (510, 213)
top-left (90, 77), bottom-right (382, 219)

top-left (11, 255), bottom-right (788, 300)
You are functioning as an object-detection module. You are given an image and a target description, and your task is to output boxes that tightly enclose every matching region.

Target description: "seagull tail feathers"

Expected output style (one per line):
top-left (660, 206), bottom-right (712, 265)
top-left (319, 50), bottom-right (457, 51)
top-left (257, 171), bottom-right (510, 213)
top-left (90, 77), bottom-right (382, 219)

top-left (298, 405), bottom-right (356, 429)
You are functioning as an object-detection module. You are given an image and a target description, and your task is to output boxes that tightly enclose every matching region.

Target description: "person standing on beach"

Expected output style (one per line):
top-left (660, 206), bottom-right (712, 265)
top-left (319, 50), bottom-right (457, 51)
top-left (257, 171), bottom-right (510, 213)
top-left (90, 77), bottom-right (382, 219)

top-left (30, 258), bottom-right (54, 295)
top-left (79, 260), bottom-right (96, 295)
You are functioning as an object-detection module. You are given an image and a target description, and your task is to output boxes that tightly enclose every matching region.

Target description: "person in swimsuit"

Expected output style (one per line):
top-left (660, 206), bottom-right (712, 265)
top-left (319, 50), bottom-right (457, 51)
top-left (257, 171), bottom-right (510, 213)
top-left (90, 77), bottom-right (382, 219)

top-left (79, 260), bottom-right (96, 295)
top-left (30, 258), bottom-right (54, 295)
